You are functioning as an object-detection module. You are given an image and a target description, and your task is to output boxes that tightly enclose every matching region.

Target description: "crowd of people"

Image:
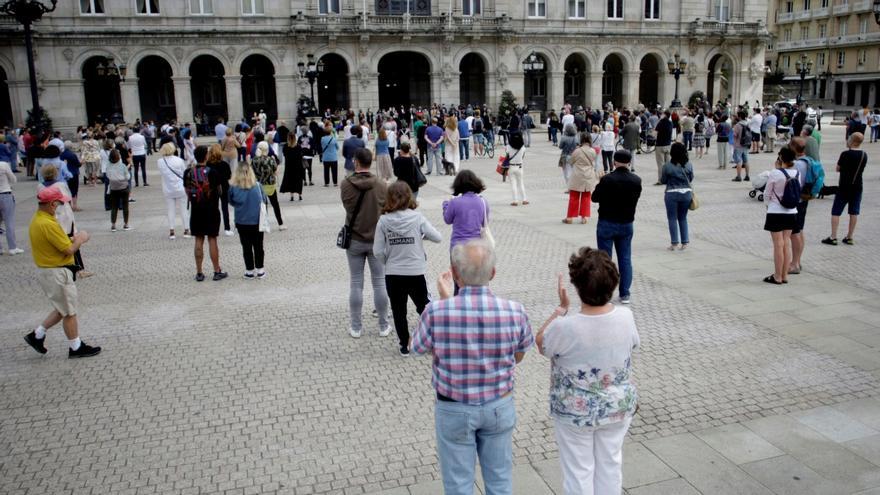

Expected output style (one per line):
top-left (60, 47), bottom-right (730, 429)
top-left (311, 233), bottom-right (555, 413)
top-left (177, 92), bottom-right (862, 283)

top-left (2, 94), bottom-right (873, 495)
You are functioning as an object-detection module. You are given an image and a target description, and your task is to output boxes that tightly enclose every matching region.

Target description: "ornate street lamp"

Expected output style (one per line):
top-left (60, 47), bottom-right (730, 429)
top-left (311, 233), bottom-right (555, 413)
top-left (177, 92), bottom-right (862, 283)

top-left (522, 52), bottom-right (544, 111)
top-left (795, 54), bottom-right (813, 105)
top-left (667, 53), bottom-right (688, 109)
top-left (96, 57), bottom-right (127, 82)
top-left (0, 0), bottom-right (57, 129)
top-left (873, 0), bottom-right (880, 25)
top-left (297, 54), bottom-right (325, 114)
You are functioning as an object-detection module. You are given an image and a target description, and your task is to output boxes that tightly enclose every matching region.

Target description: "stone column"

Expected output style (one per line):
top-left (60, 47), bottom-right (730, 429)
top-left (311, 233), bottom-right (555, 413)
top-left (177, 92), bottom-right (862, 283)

top-left (588, 73), bottom-right (603, 109)
top-left (549, 71), bottom-right (565, 112)
top-left (443, 74), bottom-right (460, 106)
top-left (224, 74), bottom-right (243, 123)
top-left (172, 76), bottom-right (193, 124)
top-left (120, 79), bottom-right (141, 123)
top-left (274, 75), bottom-right (297, 124)
top-left (356, 75), bottom-right (379, 113)
top-left (506, 72), bottom-right (525, 105)
top-left (868, 83), bottom-right (877, 107)
top-left (430, 72), bottom-right (443, 106)
top-left (624, 71), bottom-right (640, 108)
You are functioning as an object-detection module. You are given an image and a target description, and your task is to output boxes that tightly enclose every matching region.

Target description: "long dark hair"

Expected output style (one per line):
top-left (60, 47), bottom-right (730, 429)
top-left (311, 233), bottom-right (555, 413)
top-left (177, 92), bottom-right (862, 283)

top-left (670, 142), bottom-right (688, 166)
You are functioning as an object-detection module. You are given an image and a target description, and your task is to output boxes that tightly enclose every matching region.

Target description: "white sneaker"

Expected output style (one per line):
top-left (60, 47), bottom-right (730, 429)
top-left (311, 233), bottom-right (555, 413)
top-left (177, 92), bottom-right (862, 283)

top-left (279, 225), bottom-right (288, 231)
top-left (620, 295), bottom-right (632, 305)
top-left (8, 248), bottom-right (24, 255)
top-left (169, 235), bottom-right (176, 240)
top-left (371, 309), bottom-right (379, 318)
top-left (224, 230), bottom-right (234, 236)
top-left (379, 324), bottom-right (392, 337)
top-left (349, 327), bottom-right (363, 338)
top-left (256, 269), bottom-right (267, 280)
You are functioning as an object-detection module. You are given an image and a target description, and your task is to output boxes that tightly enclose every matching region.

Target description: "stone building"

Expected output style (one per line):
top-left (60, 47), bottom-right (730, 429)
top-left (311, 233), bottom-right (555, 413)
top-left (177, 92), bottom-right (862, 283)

top-left (0, 0), bottom-right (769, 130)
top-left (765, 0), bottom-right (880, 107)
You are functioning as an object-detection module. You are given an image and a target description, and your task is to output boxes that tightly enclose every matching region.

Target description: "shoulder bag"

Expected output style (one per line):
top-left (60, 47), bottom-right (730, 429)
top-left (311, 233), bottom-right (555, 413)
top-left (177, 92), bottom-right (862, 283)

top-left (258, 186), bottom-right (271, 233)
top-left (336, 185), bottom-right (367, 249)
top-left (480, 197), bottom-right (495, 249)
top-left (413, 157), bottom-right (427, 187)
top-left (686, 166), bottom-right (699, 211)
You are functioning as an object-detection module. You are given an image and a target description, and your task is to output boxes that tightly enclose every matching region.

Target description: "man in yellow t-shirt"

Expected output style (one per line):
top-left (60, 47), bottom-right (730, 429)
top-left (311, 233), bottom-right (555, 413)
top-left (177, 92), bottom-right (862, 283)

top-left (24, 187), bottom-right (101, 359)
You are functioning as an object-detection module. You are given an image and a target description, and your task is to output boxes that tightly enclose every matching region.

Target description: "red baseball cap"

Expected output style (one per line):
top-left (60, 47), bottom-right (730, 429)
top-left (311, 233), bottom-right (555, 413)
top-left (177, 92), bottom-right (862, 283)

top-left (37, 187), bottom-right (71, 204)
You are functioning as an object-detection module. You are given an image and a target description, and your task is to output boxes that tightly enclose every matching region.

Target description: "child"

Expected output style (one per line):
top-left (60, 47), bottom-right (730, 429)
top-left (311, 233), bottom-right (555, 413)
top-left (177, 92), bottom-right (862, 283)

top-left (693, 122), bottom-right (706, 159)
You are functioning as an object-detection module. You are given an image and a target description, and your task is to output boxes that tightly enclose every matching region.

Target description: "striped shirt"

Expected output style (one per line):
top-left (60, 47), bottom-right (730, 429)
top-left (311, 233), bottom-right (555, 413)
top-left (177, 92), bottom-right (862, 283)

top-left (411, 286), bottom-right (534, 405)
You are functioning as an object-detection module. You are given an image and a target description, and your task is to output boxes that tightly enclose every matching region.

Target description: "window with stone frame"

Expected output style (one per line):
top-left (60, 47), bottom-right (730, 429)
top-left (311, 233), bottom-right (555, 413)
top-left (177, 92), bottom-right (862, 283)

top-left (859, 16), bottom-right (867, 34)
top-left (528, 0), bottom-right (546, 17)
top-left (242, 0), bottom-right (264, 15)
top-left (857, 49), bottom-right (866, 65)
top-left (817, 52), bottom-right (825, 67)
top-left (568, 0), bottom-right (586, 18)
top-left (803, 0), bottom-right (810, 10)
top-left (190, 0), bottom-right (213, 14)
top-left (137, 0), bottom-right (160, 14)
top-left (820, 0), bottom-right (828, 7)
top-left (462, 0), bottom-right (481, 15)
top-left (819, 23), bottom-right (826, 38)
top-left (800, 25), bottom-right (809, 39)
top-left (644, 0), bottom-right (660, 19)
top-left (713, 0), bottom-right (729, 21)
top-left (320, 0), bottom-right (341, 14)
top-left (607, 0), bottom-right (623, 18)
top-left (80, 0), bottom-right (104, 14)
top-left (838, 18), bottom-right (847, 36)
top-left (785, 0), bottom-right (793, 13)
top-left (836, 50), bottom-right (844, 67)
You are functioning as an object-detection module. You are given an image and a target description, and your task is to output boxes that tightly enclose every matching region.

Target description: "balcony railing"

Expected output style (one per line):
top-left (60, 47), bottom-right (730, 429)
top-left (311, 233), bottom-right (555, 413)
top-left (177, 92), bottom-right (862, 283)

top-left (300, 13), bottom-right (504, 34)
top-left (776, 37), bottom-right (829, 50)
top-left (794, 10), bottom-right (812, 19)
top-left (688, 20), bottom-right (767, 37)
top-left (852, 0), bottom-right (872, 12)
top-left (813, 6), bottom-right (829, 16)
top-left (832, 2), bottom-right (851, 14)
top-left (778, 11), bottom-right (794, 22)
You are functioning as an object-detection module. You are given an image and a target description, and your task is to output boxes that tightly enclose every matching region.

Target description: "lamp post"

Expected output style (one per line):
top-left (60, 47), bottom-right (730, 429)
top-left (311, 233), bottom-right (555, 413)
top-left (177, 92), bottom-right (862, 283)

top-left (667, 53), bottom-right (687, 109)
top-left (873, 0), bottom-right (879, 25)
top-left (297, 54), bottom-right (324, 115)
top-left (0, 0), bottom-right (57, 129)
top-left (95, 56), bottom-right (127, 82)
top-left (795, 54), bottom-right (813, 106)
top-left (521, 52), bottom-right (544, 111)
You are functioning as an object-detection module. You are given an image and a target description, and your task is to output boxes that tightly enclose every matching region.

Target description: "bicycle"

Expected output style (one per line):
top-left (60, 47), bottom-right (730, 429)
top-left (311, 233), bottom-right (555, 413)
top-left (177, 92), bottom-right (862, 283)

top-left (615, 133), bottom-right (655, 154)
top-left (472, 134), bottom-right (494, 159)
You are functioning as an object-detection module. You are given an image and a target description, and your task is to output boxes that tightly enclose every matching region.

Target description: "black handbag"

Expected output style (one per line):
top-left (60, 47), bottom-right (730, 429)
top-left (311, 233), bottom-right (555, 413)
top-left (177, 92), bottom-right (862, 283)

top-left (413, 157), bottom-right (427, 187)
top-left (336, 187), bottom-right (367, 249)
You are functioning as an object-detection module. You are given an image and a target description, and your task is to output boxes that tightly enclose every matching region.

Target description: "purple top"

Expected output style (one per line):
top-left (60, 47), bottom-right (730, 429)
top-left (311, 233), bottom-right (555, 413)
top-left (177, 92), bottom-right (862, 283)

top-left (425, 125), bottom-right (444, 148)
top-left (443, 192), bottom-right (489, 249)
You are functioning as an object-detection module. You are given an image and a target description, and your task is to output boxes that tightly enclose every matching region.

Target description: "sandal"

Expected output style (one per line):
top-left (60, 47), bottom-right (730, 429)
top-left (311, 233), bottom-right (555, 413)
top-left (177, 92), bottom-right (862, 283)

top-left (821, 237), bottom-right (838, 246)
top-left (580, 217), bottom-right (589, 224)
top-left (510, 202), bottom-right (518, 206)
top-left (842, 237), bottom-right (854, 245)
top-left (763, 275), bottom-right (783, 285)
top-left (562, 218), bottom-right (573, 224)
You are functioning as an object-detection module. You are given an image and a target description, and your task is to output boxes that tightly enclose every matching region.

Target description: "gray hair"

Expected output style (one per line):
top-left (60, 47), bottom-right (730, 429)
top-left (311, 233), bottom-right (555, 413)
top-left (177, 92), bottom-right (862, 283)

top-left (451, 239), bottom-right (496, 287)
top-left (802, 125), bottom-right (814, 136)
top-left (563, 123), bottom-right (577, 136)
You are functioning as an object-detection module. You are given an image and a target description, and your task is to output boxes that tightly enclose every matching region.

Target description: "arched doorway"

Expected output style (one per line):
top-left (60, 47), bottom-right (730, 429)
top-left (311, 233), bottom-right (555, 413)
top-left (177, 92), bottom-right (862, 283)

top-left (189, 55), bottom-right (227, 126)
top-left (602, 54), bottom-right (624, 109)
top-left (241, 54), bottom-right (277, 124)
top-left (459, 53), bottom-right (486, 106)
top-left (707, 54), bottom-right (734, 106)
top-left (639, 54), bottom-right (662, 108)
top-left (83, 56), bottom-right (123, 125)
top-left (378, 52), bottom-right (430, 109)
top-left (317, 54), bottom-right (350, 112)
top-left (137, 56), bottom-right (176, 124)
top-left (564, 54), bottom-right (587, 108)
top-left (523, 53), bottom-right (548, 113)
top-left (0, 67), bottom-right (12, 128)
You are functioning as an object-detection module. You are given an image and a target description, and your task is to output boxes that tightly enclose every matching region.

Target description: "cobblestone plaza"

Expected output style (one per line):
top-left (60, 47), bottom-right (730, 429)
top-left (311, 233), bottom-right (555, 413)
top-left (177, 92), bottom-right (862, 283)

top-left (2, 123), bottom-right (880, 494)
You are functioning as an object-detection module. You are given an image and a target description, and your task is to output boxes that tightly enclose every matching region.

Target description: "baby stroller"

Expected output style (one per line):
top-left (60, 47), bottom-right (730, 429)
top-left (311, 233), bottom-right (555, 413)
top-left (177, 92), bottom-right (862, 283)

top-left (748, 171), bottom-right (770, 201)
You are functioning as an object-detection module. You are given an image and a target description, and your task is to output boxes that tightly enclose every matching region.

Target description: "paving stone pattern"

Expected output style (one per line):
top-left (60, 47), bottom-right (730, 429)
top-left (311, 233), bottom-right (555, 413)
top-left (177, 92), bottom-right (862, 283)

top-left (1, 124), bottom-right (879, 494)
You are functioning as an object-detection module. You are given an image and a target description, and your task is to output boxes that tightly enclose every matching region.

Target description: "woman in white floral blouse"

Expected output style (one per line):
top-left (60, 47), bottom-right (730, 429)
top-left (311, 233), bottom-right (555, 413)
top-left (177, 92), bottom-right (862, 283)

top-left (536, 247), bottom-right (640, 495)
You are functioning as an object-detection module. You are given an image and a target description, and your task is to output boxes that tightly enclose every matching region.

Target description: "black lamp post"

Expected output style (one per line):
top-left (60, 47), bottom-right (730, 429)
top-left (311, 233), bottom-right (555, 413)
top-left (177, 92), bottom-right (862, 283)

top-left (873, 0), bottom-right (880, 25)
top-left (667, 53), bottom-right (688, 109)
top-left (95, 56), bottom-right (127, 82)
top-left (0, 0), bottom-right (57, 128)
top-left (522, 52), bottom-right (544, 111)
top-left (795, 55), bottom-right (813, 106)
top-left (297, 54), bottom-right (324, 115)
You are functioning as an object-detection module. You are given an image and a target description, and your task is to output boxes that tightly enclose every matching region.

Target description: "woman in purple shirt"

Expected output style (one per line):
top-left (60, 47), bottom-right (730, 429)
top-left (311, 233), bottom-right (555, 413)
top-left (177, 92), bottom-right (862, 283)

top-left (442, 170), bottom-right (489, 295)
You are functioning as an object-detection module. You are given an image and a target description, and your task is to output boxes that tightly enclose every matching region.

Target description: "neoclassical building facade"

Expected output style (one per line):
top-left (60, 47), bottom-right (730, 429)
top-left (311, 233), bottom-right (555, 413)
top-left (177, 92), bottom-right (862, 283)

top-left (0, 0), bottom-right (770, 130)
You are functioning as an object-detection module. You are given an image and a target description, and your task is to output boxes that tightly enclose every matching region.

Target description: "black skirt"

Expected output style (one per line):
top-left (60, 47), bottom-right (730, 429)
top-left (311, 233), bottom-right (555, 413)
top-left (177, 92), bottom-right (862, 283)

top-left (764, 213), bottom-right (796, 232)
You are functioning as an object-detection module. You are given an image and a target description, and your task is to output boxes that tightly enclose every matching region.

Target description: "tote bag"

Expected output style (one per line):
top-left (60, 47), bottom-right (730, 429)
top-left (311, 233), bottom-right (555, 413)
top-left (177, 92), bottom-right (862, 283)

top-left (480, 197), bottom-right (495, 248)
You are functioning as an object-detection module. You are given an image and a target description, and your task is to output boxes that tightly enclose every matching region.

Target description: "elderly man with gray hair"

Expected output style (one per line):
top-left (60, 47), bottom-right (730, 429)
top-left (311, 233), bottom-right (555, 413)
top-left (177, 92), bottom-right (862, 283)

top-left (411, 239), bottom-right (534, 495)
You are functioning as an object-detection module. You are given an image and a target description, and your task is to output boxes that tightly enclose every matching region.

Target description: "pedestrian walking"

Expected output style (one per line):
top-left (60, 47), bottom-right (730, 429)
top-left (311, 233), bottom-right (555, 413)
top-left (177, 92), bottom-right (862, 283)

top-left (505, 131), bottom-right (527, 206)
top-left (252, 141), bottom-right (285, 230)
top-left (24, 187), bottom-right (101, 358)
top-left (105, 150), bottom-right (132, 232)
top-left (0, 156), bottom-right (23, 254)
top-left (374, 181), bottom-right (442, 356)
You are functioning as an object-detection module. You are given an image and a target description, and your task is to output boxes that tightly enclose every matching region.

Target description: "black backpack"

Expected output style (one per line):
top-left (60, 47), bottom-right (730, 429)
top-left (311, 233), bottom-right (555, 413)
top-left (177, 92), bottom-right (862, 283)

top-left (738, 123), bottom-right (752, 147)
top-left (777, 169), bottom-right (802, 209)
top-left (473, 119), bottom-right (483, 134)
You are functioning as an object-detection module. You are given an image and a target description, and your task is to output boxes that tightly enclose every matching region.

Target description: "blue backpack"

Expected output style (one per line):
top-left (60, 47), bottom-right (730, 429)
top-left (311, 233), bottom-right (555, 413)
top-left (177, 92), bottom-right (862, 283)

top-left (777, 169), bottom-right (802, 209)
top-left (798, 156), bottom-right (825, 200)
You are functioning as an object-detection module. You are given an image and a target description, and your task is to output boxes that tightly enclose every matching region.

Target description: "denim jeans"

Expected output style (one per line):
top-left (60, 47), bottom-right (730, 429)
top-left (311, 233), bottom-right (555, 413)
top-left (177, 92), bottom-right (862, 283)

top-left (682, 131), bottom-right (693, 150)
top-left (459, 138), bottom-right (470, 161)
top-left (664, 192), bottom-right (692, 244)
top-left (716, 141), bottom-right (729, 168)
top-left (0, 192), bottom-right (17, 250)
top-left (346, 239), bottom-right (390, 333)
top-left (132, 155), bottom-right (147, 185)
top-left (596, 219), bottom-right (634, 298)
top-left (426, 146), bottom-right (442, 174)
top-left (435, 395), bottom-right (516, 495)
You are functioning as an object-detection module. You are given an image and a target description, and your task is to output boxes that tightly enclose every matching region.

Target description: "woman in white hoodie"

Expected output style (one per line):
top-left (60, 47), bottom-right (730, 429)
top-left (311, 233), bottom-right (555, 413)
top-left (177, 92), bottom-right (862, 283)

top-left (158, 142), bottom-right (190, 240)
top-left (373, 181), bottom-right (442, 356)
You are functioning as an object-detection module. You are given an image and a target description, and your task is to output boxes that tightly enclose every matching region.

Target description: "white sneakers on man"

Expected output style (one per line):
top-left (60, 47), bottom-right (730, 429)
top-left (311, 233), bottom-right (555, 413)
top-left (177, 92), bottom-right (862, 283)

top-left (7, 248), bottom-right (24, 255)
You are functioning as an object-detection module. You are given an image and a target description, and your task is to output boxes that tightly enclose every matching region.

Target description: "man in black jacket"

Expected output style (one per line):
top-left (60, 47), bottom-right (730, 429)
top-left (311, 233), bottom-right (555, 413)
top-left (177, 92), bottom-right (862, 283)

top-left (592, 150), bottom-right (642, 304)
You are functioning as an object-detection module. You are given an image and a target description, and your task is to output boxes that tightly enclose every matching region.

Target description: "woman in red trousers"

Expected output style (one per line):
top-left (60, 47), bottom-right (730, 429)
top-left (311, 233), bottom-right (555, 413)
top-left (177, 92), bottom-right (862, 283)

top-left (564, 133), bottom-right (602, 224)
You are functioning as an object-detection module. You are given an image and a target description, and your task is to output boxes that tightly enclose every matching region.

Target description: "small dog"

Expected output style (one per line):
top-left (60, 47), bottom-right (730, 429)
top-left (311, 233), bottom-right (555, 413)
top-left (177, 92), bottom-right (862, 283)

top-left (818, 185), bottom-right (838, 199)
top-left (442, 159), bottom-right (455, 176)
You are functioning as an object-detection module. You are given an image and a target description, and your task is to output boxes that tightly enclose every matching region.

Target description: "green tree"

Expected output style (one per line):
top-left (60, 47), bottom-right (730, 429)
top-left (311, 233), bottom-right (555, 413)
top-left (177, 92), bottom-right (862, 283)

top-left (497, 90), bottom-right (517, 128)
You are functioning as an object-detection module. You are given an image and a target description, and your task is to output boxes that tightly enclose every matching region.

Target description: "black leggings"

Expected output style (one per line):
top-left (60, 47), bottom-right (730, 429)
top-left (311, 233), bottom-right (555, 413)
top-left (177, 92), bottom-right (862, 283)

top-left (323, 161), bottom-right (338, 185)
top-left (220, 187), bottom-right (231, 231)
top-left (602, 150), bottom-right (614, 172)
top-left (236, 223), bottom-right (264, 271)
top-left (267, 191), bottom-right (283, 226)
top-left (303, 158), bottom-right (313, 184)
top-left (132, 155), bottom-right (147, 185)
top-left (385, 274), bottom-right (430, 347)
top-left (109, 189), bottom-right (130, 225)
